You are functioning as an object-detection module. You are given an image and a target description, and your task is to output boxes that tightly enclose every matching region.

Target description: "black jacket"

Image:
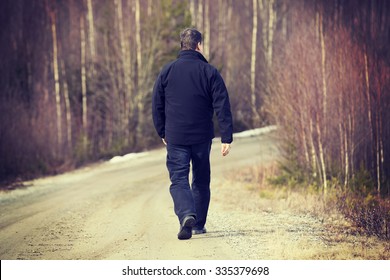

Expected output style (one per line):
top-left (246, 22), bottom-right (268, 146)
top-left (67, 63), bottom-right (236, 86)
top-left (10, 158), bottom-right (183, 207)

top-left (152, 50), bottom-right (233, 145)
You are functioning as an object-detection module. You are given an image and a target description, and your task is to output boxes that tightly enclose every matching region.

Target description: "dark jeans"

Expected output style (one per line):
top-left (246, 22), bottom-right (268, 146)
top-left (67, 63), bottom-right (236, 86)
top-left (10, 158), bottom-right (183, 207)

top-left (166, 140), bottom-right (212, 230)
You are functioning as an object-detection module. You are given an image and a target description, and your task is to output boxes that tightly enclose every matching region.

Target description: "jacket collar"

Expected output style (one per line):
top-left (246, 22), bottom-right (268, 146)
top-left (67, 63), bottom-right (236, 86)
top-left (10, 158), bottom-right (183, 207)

top-left (178, 50), bottom-right (208, 63)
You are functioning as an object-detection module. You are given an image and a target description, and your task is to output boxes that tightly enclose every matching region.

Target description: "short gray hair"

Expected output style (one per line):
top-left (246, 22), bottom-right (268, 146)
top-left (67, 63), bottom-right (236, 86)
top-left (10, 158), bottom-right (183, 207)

top-left (180, 28), bottom-right (202, 50)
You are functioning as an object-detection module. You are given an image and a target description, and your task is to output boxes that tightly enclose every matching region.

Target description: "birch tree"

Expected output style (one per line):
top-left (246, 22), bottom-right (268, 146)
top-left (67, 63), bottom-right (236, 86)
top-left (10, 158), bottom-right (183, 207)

top-left (86, 0), bottom-right (96, 76)
top-left (115, 0), bottom-right (130, 145)
top-left (45, 1), bottom-right (63, 156)
top-left (250, 0), bottom-right (260, 126)
top-left (135, 0), bottom-right (142, 78)
top-left (60, 58), bottom-right (72, 152)
top-left (80, 16), bottom-right (88, 152)
top-left (203, 0), bottom-right (210, 59)
top-left (318, 9), bottom-right (328, 193)
top-left (258, 0), bottom-right (277, 70)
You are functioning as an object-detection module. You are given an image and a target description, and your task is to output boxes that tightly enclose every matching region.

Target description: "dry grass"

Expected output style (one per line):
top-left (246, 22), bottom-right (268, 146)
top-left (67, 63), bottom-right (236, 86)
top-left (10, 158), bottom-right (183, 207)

top-left (222, 163), bottom-right (390, 260)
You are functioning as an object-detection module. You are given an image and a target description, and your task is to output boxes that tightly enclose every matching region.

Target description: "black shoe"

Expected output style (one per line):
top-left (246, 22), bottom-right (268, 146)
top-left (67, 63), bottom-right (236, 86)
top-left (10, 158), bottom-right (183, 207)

top-left (178, 216), bottom-right (196, 240)
top-left (192, 227), bottom-right (207, 235)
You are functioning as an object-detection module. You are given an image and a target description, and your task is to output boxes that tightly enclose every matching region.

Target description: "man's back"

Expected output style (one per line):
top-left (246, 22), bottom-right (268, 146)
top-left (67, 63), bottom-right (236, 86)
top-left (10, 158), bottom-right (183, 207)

top-left (153, 50), bottom-right (233, 146)
top-left (162, 50), bottom-right (215, 144)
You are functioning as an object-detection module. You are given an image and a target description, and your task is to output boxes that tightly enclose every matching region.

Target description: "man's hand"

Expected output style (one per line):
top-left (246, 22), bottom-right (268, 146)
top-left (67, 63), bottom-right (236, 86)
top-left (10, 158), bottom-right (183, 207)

top-left (221, 143), bottom-right (231, 156)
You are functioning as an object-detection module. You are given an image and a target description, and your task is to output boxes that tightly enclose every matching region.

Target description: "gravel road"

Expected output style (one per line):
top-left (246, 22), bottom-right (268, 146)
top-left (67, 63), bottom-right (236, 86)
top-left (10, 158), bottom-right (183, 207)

top-left (1, 130), bottom-right (385, 260)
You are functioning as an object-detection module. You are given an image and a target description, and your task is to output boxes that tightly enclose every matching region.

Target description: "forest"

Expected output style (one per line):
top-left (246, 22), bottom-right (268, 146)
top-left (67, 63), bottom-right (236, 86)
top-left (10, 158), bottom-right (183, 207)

top-left (0, 0), bottom-right (389, 201)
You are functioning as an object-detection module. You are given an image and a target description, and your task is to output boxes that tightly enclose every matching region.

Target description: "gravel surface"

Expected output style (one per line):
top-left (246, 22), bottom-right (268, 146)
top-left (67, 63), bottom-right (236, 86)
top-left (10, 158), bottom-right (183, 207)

top-left (1, 130), bottom-right (388, 260)
top-left (206, 178), bottom-right (327, 259)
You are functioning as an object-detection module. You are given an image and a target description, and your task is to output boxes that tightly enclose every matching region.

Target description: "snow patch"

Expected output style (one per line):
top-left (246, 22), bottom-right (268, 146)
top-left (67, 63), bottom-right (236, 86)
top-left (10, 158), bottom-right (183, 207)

top-left (108, 152), bottom-right (149, 164)
top-left (233, 125), bottom-right (277, 138)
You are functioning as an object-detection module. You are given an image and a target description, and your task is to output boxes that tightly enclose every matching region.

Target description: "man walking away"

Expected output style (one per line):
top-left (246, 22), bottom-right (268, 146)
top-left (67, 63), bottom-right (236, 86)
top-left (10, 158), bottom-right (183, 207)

top-left (152, 28), bottom-right (233, 240)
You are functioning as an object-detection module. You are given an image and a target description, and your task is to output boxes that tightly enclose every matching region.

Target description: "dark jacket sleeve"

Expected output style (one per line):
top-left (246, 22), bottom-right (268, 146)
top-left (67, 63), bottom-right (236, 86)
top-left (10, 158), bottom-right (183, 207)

top-left (152, 73), bottom-right (166, 139)
top-left (211, 70), bottom-right (233, 143)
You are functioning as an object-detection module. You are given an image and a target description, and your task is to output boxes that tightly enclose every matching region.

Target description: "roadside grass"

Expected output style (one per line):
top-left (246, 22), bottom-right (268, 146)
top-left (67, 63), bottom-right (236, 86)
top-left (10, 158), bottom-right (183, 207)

top-left (225, 163), bottom-right (390, 260)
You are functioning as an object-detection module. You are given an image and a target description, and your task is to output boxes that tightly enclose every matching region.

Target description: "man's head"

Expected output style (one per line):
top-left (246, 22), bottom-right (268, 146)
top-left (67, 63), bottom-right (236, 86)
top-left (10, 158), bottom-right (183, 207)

top-left (180, 28), bottom-right (202, 52)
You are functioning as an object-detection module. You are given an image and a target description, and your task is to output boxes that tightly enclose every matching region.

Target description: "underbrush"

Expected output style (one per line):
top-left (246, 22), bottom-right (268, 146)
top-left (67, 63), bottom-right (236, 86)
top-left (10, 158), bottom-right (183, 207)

top-left (229, 163), bottom-right (390, 240)
top-left (337, 192), bottom-right (390, 240)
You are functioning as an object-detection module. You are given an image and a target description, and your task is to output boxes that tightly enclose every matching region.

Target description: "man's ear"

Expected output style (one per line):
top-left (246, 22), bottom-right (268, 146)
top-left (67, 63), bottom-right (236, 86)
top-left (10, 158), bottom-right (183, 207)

top-left (196, 42), bottom-right (202, 51)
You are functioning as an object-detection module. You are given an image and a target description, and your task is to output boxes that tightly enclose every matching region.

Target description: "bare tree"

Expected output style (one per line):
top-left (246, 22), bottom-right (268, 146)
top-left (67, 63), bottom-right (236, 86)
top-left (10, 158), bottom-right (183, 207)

top-left (250, 0), bottom-right (260, 125)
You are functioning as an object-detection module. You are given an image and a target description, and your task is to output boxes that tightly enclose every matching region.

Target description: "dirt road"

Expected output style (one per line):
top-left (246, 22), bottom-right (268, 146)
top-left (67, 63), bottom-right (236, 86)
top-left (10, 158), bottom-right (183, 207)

top-left (0, 129), bottom-right (277, 260)
top-left (1, 130), bottom-right (387, 260)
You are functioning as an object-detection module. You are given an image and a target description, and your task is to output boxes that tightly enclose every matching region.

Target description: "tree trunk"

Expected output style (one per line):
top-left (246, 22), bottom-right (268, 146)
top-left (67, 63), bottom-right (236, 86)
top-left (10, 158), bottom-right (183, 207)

top-left (364, 48), bottom-right (375, 186)
top-left (266, 0), bottom-right (276, 68)
top-left (86, 0), bottom-right (96, 76)
top-left (281, 1), bottom-right (287, 40)
top-left (258, 0), bottom-right (276, 69)
top-left (190, 0), bottom-right (196, 26)
top-left (319, 10), bottom-right (327, 126)
top-left (135, 0), bottom-right (142, 77)
top-left (60, 58), bottom-right (72, 153)
top-left (217, 0), bottom-right (225, 59)
top-left (80, 16), bottom-right (88, 151)
top-left (376, 64), bottom-right (384, 195)
top-left (309, 118), bottom-right (318, 181)
top-left (337, 44), bottom-right (347, 188)
top-left (204, 0), bottom-right (210, 59)
top-left (224, 0), bottom-right (233, 84)
top-left (49, 10), bottom-right (62, 155)
top-left (376, 89), bottom-right (382, 194)
top-left (197, 0), bottom-right (204, 35)
top-left (316, 114), bottom-right (327, 194)
top-left (115, 0), bottom-right (130, 146)
top-left (319, 9), bottom-right (327, 193)
top-left (102, 26), bottom-right (114, 150)
top-left (250, 0), bottom-right (260, 126)
top-left (301, 115), bottom-right (310, 169)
